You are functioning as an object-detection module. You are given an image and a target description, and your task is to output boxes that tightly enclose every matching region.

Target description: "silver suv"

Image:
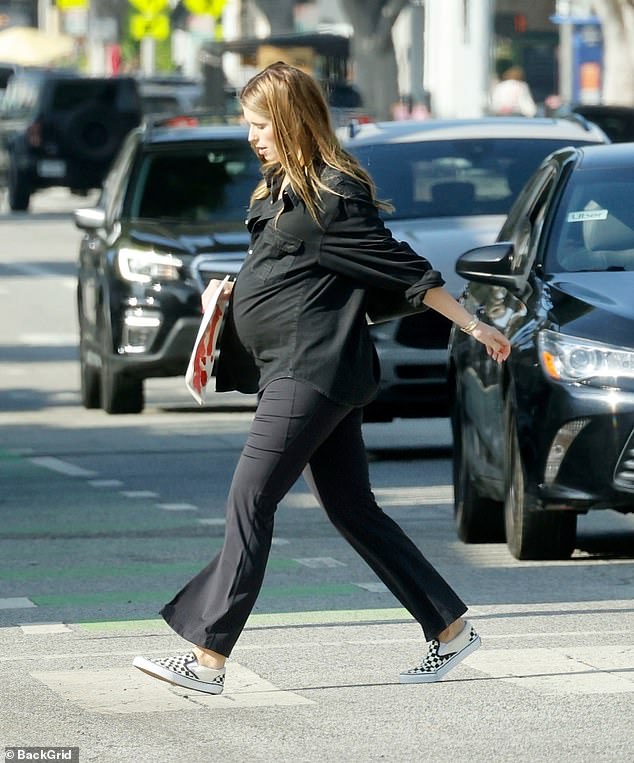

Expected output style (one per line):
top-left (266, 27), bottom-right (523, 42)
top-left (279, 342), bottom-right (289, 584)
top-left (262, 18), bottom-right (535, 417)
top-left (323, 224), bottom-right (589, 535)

top-left (341, 116), bottom-right (609, 421)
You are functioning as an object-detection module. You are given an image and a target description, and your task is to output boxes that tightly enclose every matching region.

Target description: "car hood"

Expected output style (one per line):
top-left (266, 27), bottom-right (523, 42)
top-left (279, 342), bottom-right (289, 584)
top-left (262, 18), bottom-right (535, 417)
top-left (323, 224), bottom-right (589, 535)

top-left (546, 272), bottom-right (634, 349)
top-left (121, 219), bottom-right (249, 257)
top-left (120, 215), bottom-right (505, 290)
top-left (387, 215), bottom-right (505, 294)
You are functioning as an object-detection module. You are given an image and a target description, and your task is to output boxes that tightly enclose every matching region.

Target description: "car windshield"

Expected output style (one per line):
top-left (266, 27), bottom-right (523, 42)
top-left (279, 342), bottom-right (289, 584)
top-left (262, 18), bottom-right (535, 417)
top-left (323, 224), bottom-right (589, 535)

top-left (124, 143), bottom-right (260, 222)
top-left (350, 138), bottom-right (594, 220)
top-left (545, 168), bottom-right (634, 273)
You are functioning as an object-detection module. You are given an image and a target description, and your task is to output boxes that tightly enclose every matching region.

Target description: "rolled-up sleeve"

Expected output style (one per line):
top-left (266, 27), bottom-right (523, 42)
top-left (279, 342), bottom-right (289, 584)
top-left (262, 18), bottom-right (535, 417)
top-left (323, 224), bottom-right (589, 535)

top-left (317, 177), bottom-right (445, 308)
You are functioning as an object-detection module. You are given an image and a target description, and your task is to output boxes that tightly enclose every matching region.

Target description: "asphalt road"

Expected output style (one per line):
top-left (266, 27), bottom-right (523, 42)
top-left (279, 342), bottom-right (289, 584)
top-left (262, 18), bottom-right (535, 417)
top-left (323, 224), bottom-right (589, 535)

top-left (1, 189), bottom-right (634, 763)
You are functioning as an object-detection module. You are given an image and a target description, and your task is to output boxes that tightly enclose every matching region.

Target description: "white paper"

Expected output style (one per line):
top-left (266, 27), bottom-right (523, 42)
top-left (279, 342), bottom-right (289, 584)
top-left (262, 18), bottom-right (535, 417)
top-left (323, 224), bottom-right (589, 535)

top-left (567, 209), bottom-right (609, 223)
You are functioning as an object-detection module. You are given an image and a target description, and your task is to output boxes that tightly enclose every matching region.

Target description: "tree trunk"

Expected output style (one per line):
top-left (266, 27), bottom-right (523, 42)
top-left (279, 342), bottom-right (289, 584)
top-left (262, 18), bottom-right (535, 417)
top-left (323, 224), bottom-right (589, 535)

top-left (592, 0), bottom-right (634, 104)
top-left (252, 0), bottom-right (295, 35)
top-left (340, 0), bottom-right (409, 120)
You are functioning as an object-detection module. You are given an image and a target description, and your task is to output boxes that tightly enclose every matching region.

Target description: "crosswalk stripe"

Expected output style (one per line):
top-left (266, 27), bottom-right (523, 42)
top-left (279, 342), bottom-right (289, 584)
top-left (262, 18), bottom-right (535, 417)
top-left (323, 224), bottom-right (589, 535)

top-left (31, 662), bottom-right (314, 713)
top-left (467, 646), bottom-right (634, 695)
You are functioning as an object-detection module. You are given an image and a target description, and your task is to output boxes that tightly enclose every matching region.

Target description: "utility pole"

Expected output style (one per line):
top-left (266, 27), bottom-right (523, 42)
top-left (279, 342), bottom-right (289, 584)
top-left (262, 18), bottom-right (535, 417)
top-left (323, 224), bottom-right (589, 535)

top-left (409, 0), bottom-right (425, 108)
top-left (467, 0), bottom-right (493, 116)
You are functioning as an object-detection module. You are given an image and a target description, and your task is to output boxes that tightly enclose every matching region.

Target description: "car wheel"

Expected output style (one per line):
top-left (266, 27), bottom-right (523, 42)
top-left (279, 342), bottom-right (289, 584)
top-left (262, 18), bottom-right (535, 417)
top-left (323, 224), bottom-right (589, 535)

top-left (99, 316), bottom-right (144, 414)
top-left (79, 329), bottom-right (101, 409)
top-left (452, 398), bottom-right (505, 543)
top-left (504, 397), bottom-right (576, 560)
top-left (8, 159), bottom-right (31, 211)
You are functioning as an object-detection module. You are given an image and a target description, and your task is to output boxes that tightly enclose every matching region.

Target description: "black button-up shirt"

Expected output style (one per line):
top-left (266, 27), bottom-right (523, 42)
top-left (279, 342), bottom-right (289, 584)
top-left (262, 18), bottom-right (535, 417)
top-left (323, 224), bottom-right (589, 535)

top-left (214, 167), bottom-right (444, 407)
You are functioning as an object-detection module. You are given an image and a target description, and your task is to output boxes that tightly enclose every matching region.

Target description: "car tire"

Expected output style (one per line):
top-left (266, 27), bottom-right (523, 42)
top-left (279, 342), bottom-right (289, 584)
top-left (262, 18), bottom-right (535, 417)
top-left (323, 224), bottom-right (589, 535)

top-left (8, 159), bottom-right (31, 211)
top-left (98, 316), bottom-right (144, 414)
top-left (504, 397), bottom-right (576, 560)
top-left (452, 398), bottom-right (505, 543)
top-left (79, 328), bottom-right (101, 410)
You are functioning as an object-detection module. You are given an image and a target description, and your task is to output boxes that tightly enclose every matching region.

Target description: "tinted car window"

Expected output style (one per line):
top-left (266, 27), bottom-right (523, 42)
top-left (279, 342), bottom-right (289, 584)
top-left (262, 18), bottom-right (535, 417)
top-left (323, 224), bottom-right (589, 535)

top-left (351, 139), bottom-right (597, 220)
top-left (123, 143), bottom-right (260, 222)
top-left (0, 65), bottom-right (15, 91)
top-left (49, 79), bottom-right (138, 111)
top-left (545, 168), bottom-right (634, 273)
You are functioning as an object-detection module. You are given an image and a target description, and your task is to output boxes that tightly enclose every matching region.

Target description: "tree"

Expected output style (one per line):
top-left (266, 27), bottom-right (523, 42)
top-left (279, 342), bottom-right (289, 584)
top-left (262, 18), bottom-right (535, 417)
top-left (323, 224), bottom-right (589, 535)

top-left (249, 0), bottom-right (408, 120)
top-left (252, 0), bottom-right (295, 34)
top-left (591, 0), bottom-right (634, 104)
top-left (340, 0), bottom-right (409, 120)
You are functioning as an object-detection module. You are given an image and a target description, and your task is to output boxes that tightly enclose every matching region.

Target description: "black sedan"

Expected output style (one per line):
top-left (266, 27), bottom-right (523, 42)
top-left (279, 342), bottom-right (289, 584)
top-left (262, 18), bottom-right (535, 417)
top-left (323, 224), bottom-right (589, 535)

top-left (449, 143), bottom-right (634, 560)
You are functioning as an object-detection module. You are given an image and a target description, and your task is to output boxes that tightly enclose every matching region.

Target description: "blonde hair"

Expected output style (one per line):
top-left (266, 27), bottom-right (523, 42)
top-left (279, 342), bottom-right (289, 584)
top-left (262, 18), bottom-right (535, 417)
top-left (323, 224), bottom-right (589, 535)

top-left (240, 62), bottom-right (391, 222)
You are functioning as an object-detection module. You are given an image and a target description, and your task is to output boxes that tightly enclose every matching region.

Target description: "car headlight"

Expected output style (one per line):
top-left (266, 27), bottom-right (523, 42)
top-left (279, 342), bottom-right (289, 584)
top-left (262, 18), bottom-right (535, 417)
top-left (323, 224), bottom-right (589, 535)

top-left (538, 329), bottom-right (634, 385)
top-left (117, 248), bottom-right (183, 284)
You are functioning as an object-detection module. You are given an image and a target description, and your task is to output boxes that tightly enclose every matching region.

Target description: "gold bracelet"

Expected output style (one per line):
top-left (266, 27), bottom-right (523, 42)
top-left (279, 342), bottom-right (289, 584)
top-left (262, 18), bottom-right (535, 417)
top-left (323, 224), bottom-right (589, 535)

top-left (460, 317), bottom-right (480, 334)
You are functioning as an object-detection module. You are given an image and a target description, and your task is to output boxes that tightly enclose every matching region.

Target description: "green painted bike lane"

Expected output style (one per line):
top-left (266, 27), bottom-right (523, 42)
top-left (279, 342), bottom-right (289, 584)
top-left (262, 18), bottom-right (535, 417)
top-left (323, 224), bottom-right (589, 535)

top-left (0, 450), bottom-right (398, 630)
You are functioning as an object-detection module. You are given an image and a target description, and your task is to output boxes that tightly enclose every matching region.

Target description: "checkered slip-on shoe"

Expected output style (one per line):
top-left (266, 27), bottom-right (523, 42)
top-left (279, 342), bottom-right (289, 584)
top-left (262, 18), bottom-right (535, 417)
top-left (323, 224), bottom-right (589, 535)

top-left (133, 652), bottom-right (225, 695)
top-left (399, 621), bottom-right (481, 683)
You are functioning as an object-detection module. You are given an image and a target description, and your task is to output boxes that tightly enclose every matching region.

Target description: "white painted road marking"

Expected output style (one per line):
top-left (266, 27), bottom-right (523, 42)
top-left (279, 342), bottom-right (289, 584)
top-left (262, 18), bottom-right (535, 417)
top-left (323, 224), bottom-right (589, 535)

top-left (29, 457), bottom-right (95, 478)
top-left (373, 485), bottom-right (454, 505)
top-left (282, 486), bottom-right (454, 510)
top-left (0, 598), bottom-right (37, 609)
top-left (19, 623), bottom-right (71, 634)
top-left (31, 662), bottom-right (314, 713)
top-left (467, 646), bottom-right (634, 694)
top-left (156, 503), bottom-right (198, 511)
top-left (19, 332), bottom-right (77, 345)
top-left (294, 557), bottom-right (347, 568)
top-left (355, 582), bottom-right (390, 593)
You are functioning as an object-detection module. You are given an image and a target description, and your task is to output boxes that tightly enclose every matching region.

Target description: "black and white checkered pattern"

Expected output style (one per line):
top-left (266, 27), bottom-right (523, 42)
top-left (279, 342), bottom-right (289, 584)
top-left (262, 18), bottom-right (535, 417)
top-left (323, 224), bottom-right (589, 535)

top-left (399, 624), bottom-right (481, 683)
top-left (153, 652), bottom-right (204, 679)
top-left (133, 651), bottom-right (226, 694)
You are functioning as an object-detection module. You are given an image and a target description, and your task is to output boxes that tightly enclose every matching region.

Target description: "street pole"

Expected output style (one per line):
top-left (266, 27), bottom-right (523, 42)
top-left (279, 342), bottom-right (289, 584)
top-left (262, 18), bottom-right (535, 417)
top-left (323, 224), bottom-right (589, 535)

top-left (410, 0), bottom-right (425, 108)
top-left (468, 0), bottom-right (493, 116)
top-left (141, 36), bottom-right (156, 75)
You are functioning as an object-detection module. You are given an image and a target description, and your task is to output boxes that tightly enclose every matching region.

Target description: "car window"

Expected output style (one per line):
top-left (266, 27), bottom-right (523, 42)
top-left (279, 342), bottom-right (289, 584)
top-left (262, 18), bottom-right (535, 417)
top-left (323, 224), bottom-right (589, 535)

top-left (101, 131), bottom-right (140, 223)
top-left (0, 74), bottom-right (40, 118)
top-left (49, 80), bottom-right (139, 112)
top-left (350, 138), bottom-right (595, 220)
top-left (498, 163), bottom-right (558, 273)
top-left (545, 168), bottom-right (634, 273)
top-left (141, 94), bottom-right (181, 115)
top-left (123, 143), bottom-right (260, 222)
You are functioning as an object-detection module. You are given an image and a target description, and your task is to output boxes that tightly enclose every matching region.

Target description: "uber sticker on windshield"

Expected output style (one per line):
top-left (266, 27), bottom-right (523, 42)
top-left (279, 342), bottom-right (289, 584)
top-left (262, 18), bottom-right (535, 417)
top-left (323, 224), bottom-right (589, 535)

top-left (567, 208), bottom-right (609, 223)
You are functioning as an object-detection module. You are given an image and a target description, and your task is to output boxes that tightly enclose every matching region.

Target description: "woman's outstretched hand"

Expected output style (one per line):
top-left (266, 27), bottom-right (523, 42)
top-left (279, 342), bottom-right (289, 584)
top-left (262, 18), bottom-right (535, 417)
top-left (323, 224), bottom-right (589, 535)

top-left (201, 278), bottom-right (234, 312)
top-left (471, 322), bottom-right (511, 364)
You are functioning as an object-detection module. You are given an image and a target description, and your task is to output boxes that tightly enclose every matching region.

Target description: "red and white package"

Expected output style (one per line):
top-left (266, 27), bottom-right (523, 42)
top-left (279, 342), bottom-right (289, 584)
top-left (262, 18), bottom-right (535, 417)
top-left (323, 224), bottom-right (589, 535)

top-left (185, 276), bottom-right (230, 405)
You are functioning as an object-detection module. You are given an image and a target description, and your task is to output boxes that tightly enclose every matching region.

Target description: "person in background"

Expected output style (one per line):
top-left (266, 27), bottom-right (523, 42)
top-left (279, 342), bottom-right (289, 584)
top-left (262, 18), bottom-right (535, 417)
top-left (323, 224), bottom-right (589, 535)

top-left (490, 66), bottom-right (537, 117)
top-left (133, 62), bottom-right (511, 696)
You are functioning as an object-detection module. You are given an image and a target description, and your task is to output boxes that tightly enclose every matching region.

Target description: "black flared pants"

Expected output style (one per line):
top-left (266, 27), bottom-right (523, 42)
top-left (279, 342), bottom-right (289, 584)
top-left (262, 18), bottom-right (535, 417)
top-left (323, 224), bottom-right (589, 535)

top-left (160, 377), bottom-right (466, 656)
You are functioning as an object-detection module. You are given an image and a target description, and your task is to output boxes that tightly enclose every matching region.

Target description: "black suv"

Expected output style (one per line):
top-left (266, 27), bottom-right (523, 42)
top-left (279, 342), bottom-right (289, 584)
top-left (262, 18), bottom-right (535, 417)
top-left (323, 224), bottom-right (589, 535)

top-left (74, 121), bottom-right (260, 414)
top-left (0, 70), bottom-right (142, 210)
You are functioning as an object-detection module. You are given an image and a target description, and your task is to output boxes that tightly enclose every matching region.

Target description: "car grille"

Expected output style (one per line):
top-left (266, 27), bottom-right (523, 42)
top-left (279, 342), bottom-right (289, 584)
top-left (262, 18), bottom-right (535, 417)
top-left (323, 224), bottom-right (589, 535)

top-left (191, 255), bottom-right (243, 291)
top-left (614, 430), bottom-right (634, 492)
top-left (394, 309), bottom-right (452, 349)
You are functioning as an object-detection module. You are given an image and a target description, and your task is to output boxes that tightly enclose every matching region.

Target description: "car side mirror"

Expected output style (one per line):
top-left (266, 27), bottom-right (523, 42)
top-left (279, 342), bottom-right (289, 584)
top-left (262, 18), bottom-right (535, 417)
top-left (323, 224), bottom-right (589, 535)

top-left (455, 242), bottom-right (523, 290)
top-left (74, 207), bottom-right (106, 231)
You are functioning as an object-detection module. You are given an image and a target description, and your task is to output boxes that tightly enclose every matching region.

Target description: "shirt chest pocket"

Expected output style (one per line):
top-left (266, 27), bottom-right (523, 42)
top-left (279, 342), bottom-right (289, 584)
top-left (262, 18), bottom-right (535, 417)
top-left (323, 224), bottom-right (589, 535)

top-left (251, 226), bottom-right (304, 283)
